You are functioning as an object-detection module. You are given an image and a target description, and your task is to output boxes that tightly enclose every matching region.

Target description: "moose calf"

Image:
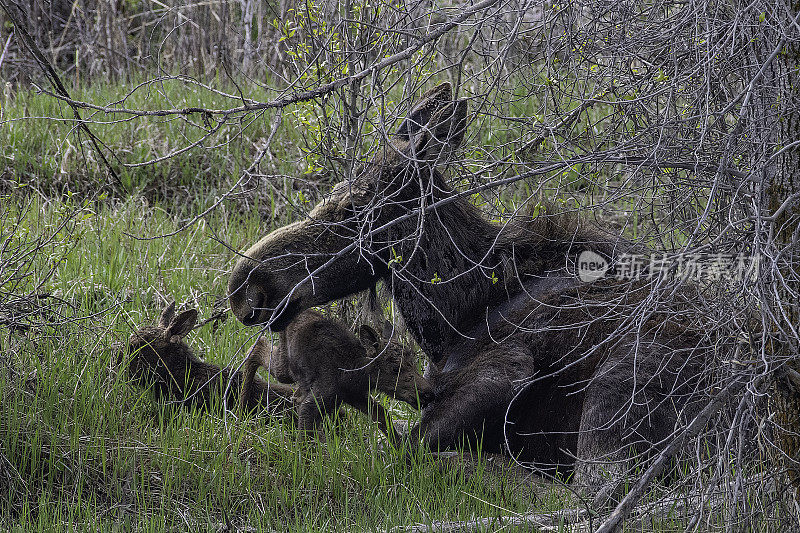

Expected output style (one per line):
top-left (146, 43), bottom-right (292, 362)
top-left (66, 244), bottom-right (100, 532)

top-left (241, 309), bottom-right (434, 439)
top-left (122, 302), bottom-right (294, 414)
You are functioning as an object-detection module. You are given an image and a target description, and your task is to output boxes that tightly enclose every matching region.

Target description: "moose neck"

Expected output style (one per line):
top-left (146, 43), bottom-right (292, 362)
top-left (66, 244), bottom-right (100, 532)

top-left (379, 166), bottom-right (507, 363)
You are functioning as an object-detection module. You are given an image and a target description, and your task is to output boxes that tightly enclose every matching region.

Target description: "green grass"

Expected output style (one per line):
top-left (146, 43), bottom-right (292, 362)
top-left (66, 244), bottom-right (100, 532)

top-left (0, 76), bottom-right (336, 212)
top-left (0, 190), bottom-right (581, 531)
top-left (0, 78), bottom-right (766, 532)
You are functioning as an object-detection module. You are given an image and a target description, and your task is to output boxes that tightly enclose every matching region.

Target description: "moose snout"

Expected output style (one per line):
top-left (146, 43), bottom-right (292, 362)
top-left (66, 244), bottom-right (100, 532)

top-left (245, 283), bottom-right (266, 316)
top-left (228, 261), bottom-right (302, 330)
top-left (234, 285), bottom-right (269, 326)
top-left (228, 261), bottom-right (269, 326)
top-left (417, 381), bottom-right (436, 407)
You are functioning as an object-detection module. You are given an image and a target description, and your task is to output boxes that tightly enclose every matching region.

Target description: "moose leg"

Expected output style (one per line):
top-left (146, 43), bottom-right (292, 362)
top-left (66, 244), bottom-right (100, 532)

top-left (573, 385), bottom-right (630, 507)
top-left (296, 389), bottom-right (339, 440)
top-left (407, 344), bottom-right (542, 455)
top-left (410, 376), bottom-right (514, 456)
top-left (574, 340), bottom-right (702, 507)
top-left (351, 396), bottom-right (401, 442)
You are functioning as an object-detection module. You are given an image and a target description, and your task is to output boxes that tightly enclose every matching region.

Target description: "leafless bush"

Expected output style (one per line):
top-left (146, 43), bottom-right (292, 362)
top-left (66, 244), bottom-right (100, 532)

top-left (0, 196), bottom-right (80, 338)
top-left (1, 0), bottom-right (264, 83)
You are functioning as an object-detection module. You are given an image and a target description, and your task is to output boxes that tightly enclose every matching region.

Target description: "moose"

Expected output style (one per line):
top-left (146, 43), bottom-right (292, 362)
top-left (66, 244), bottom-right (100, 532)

top-left (228, 83), bottom-right (708, 503)
top-left (123, 302), bottom-right (295, 415)
top-left (240, 308), bottom-right (434, 439)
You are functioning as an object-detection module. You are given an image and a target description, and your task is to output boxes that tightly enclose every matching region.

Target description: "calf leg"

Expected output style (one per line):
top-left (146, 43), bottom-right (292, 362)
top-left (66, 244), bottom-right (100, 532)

top-left (262, 338), bottom-right (295, 384)
top-left (239, 338), bottom-right (267, 414)
top-left (296, 388), bottom-right (340, 440)
top-left (239, 338), bottom-right (296, 415)
top-left (350, 395), bottom-right (401, 442)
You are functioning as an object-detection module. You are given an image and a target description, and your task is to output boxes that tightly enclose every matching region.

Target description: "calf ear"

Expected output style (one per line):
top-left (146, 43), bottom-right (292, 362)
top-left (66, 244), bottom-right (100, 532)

top-left (166, 309), bottom-right (198, 342)
top-left (395, 82), bottom-right (453, 139)
top-left (410, 99), bottom-right (468, 165)
top-left (381, 320), bottom-right (395, 341)
top-left (158, 301), bottom-right (176, 329)
top-left (358, 324), bottom-right (382, 354)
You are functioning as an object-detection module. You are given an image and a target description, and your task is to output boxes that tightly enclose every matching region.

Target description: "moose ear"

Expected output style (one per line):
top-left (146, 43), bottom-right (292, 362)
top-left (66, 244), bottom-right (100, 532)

top-left (395, 82), bottom-right (453, 139)
top-left (358, 324), bottom-right (382, 353)
top-left (381, 320), bottom-right (395, 341)
top-left (166, 309), bottom-right (198, 342)
top-left (158, 301), bottom-right (176, 329)
top-left (410, 99), bottom-right (468, 165)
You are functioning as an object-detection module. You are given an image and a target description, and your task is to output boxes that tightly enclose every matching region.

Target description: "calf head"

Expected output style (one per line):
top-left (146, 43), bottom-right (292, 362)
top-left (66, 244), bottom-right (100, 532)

top-left (124, 302), bottom-right (198, 388)
top-left (358, 324), bottom-right (435, 407)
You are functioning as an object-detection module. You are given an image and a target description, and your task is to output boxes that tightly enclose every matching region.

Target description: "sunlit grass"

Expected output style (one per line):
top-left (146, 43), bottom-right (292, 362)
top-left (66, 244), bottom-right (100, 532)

top-left (0, 76), bottom-right (765, 531)
top-left (0, 194), bottom-right (579, 531)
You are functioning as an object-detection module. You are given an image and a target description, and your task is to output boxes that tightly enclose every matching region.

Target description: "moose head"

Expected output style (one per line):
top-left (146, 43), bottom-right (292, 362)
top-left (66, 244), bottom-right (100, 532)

top-left (228, 83), bottom-right (467, 330)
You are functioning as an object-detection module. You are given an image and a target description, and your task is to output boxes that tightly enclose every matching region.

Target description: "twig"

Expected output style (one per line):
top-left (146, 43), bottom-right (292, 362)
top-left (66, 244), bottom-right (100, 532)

top-left (516, 91), bottom-right (608, 158)
top-left (0, 29), bottom-right (12, 71)
top-left (595, 377), bottom-right (747, 533)
top-left (192, 309), bottom-right (228, 332)
top-left (778, 365), bottom-right (800, 391)
top-left (31, 0), bottom-right (501, 119)
top-left (0, 0), bottom-right (125, 192)
top-left (122, 108), bottom-right (282, 241)
top-left (391, 507), bottom-right (588, 533)
top-left (392, 489), bottom-right (721, 533)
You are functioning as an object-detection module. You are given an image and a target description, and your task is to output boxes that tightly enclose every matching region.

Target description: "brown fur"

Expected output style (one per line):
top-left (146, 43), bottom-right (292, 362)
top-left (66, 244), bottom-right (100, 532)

top-left (240, 309), bottom-right (434, 439)
top-left (122, 302), bottom-right (294, 415)
top-left (228, 83), bottom-right (709, 503)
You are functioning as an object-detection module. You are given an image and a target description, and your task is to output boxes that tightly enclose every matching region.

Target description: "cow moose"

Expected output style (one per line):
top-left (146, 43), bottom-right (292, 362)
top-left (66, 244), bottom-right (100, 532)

top-left (123, 302), bottom-right (294, 415)
top-left (227, 83), bottom-right (708, 503)
top-left (240, 309), bottom-right (434, 439)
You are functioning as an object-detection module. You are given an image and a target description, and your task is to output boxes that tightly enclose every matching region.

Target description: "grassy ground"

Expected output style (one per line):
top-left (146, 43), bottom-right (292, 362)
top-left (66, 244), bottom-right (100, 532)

top-left (0, 82), bottom-right (581, 532)
top-left (1, 192), bottom-right (584, 532)
top-left (0, 79), bottom-right (735, 531)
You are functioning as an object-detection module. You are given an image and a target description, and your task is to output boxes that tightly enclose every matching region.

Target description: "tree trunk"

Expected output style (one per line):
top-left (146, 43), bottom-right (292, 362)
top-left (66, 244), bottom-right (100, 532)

top-left (747, 1), bottom-right (800, 493)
